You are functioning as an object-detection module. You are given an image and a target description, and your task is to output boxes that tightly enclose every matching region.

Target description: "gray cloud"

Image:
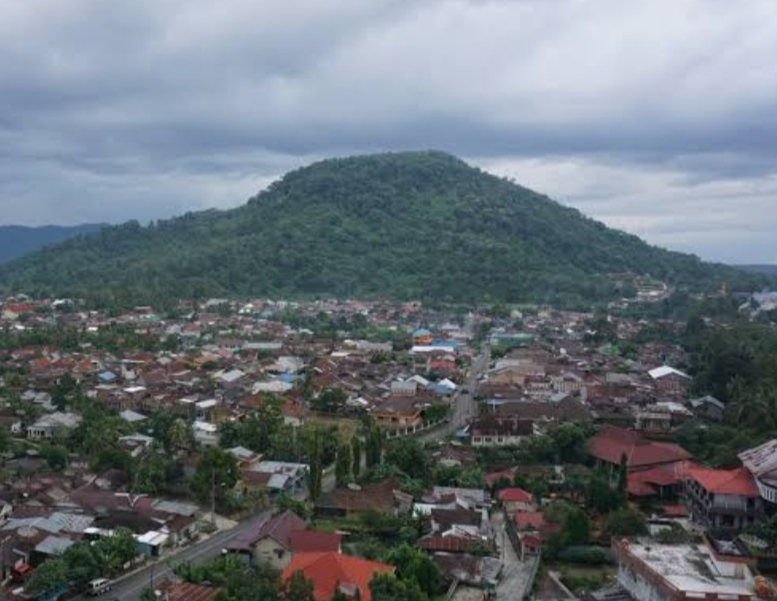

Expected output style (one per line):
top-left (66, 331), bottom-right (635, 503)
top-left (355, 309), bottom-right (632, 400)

top-left (0, 0), bottom-right (776, 263)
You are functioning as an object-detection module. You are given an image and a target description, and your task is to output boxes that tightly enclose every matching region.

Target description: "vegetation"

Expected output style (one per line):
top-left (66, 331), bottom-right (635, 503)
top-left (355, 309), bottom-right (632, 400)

top-left (27, 528), bottom-right (138, 597)
top-left (1, 151), bottom-right (765, 305)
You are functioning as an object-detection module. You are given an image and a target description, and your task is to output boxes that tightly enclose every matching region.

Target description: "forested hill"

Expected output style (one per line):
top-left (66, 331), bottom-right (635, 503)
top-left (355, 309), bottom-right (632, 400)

top-left (0, 151), bottom-right (765, 304)
top-left (0, 224), bottom-right (105, 263)
top-left (735, 264), bottom-right (777, 276)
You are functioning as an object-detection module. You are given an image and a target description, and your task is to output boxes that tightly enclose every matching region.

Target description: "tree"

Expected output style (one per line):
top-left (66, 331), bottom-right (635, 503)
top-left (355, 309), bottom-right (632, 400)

top-left (366, 425), bottom-right (383, 468)
top-left (93, 447), bottom-right (134, 475)
top-left (134, 453), bottom-right (176, 494)
top-left (311, 388), bottom-right (347, 414)
top-left (283, 571), bottom-right (315, 601)
top-left (383, 544), bottom-right (442, 597)
top-left (61, 543), bottom-right (102, 589)
top-left (168, 418), bottom-right (194, 452)
top-left (351, 436), bottom-right (362, 478)
top-left (191, 447), bottom-right (239, 506)
top-left (384, 439), bottom-right (431, 483)
top-left (586, 469), bottom-right (622, 513)
top-left (217, 562), bottom-right (282, 601)
top-left (278, 494), bottom-right (309, 520)
top-left (563, 507), bottom-right (591, 546)
top-left (26, 557), bottom-right (69, 597)
top-left (335, 442), bottom-right (352, 487)
top-left (550, 423), bottom-right (589, 463)
top-left (603, 507), bottom-right (648, 538)
top-left (308, 427), bottom-right (323, 500)
top-left (41, 444), bottom-right (69, 472)
top-left (95, 527), bottom-right (139, 576)
top-left (370, 573), bottom-right (428, 601)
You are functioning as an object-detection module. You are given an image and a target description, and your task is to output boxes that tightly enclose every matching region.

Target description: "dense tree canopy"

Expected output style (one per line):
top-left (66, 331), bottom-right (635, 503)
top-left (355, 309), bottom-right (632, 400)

top-left (1, 151), bottom-right (765, 305)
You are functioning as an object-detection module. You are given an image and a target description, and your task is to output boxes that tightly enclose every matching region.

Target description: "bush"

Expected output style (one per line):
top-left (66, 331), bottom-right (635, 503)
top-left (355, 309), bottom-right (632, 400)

top-left (556, 546), bottom-right (613, 566)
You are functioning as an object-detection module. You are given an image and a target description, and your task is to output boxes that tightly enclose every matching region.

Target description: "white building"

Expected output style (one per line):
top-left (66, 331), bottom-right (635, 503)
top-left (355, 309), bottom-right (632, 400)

top-left (613, 540), bottom-right (756, 601)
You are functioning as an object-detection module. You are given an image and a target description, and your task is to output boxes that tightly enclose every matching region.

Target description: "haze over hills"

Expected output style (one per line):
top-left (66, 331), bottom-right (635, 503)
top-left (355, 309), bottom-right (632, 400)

top-left (734, 265), bottom-right (777, 277)
top-left (0, 224), bottom-right (106, 263)
top-left (0, 151), bottom-right (766, 305)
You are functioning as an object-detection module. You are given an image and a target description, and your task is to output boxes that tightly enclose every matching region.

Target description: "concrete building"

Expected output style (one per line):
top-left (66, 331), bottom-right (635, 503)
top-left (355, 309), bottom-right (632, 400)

top-left (613, 539), bottom-right (756, 601)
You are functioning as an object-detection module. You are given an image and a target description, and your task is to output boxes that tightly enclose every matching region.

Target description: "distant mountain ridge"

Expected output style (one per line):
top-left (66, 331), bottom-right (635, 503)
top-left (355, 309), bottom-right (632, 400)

top-left (0, 224), bottom-right (106, 263)
top-left (0, 151), bottom-right (769, 304)
top-left (735, 264), bottom-right (777, 277)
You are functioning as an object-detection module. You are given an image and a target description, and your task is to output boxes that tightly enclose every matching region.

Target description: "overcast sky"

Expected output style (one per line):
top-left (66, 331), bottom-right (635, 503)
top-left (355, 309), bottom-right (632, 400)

top-left (1, 0), bottom-right (776, 264)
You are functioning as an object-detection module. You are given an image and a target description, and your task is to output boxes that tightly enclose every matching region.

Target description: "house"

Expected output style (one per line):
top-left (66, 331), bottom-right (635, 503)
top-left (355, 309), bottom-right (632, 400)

top-left (315, 479), bottom-right (402, 519)
top-left (497, 488), bottom-right (535, 514)
top-left (192, 421), bottom-right (219, 447)
top-left (688, 395), bottom-right (726, 422)
top-left (282, 552), bottom-right (394, 601)
top-left (738, 439), bottom-right (777, 506)
top-left (588, 426), bottom-right (693, 500)
top-left (648, 366), bottom-right (691, 395)
top-left (242, 461), bottom-right (309, 499)
top-left (685, 466), bottom-right (764, 531)
top-left (226, 510), bottom-right (305, 568)
top-left (508, 511), bottom-right (558, 560)
top-left (372, 396), bottom-right (424, 431)
top-left (26, 412), bottom-right (82, 440)
top-left (470, 416), bottom-right (535, 447)
top-left (412, 328), bottom-right (433, 346)
top-left (588, 426), bottom-right (692, 472)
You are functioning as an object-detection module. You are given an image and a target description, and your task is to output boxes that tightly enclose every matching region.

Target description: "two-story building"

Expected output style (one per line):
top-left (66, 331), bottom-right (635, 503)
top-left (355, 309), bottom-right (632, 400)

top-left (685, 466), bottom-right (764, 531)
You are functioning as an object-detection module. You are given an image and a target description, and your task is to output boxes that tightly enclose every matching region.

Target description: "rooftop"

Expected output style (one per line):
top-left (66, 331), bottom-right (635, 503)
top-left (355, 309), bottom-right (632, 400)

top-left (618, 541), bottom-right (755, 599)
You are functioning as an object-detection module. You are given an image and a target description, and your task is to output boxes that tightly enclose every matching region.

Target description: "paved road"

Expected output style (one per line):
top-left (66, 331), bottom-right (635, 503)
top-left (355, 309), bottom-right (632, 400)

top-left (420, 342), bottom-right (490, 442)
top-left (79, 511), bottom-right (271, 601)
top-left (493, 512), bottom-right (539, 601)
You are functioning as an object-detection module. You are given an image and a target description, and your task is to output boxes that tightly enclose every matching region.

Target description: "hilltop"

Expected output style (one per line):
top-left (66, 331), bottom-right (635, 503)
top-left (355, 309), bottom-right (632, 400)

top-left (0, 151), bottom-right (763, 305)
top-left (0, 224), bottom-right (105, 263)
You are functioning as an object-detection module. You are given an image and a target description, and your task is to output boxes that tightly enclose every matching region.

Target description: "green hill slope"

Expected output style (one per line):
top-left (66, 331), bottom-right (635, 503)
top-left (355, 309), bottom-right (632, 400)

top-left (0, 151), bottom-right (762, 304)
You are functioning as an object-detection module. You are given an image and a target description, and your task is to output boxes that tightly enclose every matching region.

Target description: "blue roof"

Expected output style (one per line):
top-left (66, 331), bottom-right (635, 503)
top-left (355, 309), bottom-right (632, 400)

top-left (430, 339), bottom-right (457, 348)
top-left (98, 371), bottom-right (117, 382)
top-left (413, 328), bottom-right (432, 336)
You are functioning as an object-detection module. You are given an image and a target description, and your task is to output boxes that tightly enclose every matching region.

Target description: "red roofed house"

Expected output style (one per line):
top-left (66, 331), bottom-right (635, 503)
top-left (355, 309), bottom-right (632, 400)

top-left (508, 511), bottom-right (559, 560)
top-left (589, 426), bottom-right (693, 500)
top-left (685, 466), bottom-right (764, 531)
top-left (497, 488), bottom-right (536, 514)
top-left (283, 552), bottom-right (394, 601)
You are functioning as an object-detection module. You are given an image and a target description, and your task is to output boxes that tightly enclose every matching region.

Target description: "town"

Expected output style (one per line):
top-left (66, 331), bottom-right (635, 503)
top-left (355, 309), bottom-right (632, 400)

top-left (0, 292), bottom-right (776, 601)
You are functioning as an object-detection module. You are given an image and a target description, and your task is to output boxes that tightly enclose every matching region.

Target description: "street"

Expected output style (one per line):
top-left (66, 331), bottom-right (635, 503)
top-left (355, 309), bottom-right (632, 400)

top-left (75, 511), bottom-right (271, 601)
top-left (420, 342), bottom-right (490, 442)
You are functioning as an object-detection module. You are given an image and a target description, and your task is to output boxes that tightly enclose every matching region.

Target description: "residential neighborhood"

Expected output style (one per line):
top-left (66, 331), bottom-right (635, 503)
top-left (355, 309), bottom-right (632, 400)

top-left (0, 293), bottom-right (776, 601)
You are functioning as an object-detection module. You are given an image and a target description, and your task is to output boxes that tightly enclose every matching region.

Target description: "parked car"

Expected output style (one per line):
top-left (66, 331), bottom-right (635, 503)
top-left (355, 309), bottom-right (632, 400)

top-left (87, 578), bottom-right (112, 596)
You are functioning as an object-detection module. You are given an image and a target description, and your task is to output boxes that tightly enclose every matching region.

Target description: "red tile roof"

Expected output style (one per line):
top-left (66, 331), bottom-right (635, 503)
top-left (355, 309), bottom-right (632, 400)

top-left (485, 468), bottom-right (516, 488)
top-left (661, 504), bottom-right (688, 518)
top-left (687, 466), bottom-right (759, 496)
top-left (627, 479), bottom-right (657, 497)
top-left (417, 535), bottom-right (476, 553)
top-left (497, 487), bottom-right (534, 504)
top-left (627, 460), bottom-right (698, 497)
top-left (588, 426), bottom-right (692, 469)
top-left (513, 511), bottom-right (547, 531)
top-left (283, 552), bottom-right (394, 601)
top-left (166, 582), bottom-right (219, 601)
top-left (288, 530), bottom-right (342, 553)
